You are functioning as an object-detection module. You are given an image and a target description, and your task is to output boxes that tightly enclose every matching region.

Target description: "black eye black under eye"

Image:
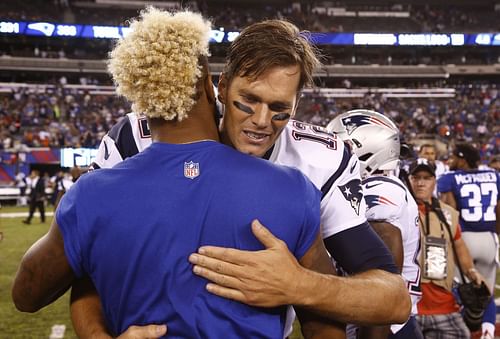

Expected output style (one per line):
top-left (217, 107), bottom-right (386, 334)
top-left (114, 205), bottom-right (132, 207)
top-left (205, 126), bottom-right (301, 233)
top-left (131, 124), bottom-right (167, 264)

top-left (272, 113), bottom-right (291, 121)
top-left (233, 101), bottom-right (254, 114)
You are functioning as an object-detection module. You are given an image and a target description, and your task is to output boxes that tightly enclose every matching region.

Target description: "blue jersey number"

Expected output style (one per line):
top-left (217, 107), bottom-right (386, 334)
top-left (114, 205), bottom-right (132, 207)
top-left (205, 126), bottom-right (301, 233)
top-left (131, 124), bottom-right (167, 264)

top-left (459, 183), bottom-right (497, 222)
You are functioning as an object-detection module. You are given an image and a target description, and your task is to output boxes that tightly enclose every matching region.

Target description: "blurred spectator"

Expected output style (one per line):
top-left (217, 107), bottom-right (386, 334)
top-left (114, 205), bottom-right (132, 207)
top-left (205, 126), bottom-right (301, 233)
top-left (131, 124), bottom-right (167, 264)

top-left (14, 171), bottom-right (28, 206)
top-left (22, 169), bottom-right (46, 224)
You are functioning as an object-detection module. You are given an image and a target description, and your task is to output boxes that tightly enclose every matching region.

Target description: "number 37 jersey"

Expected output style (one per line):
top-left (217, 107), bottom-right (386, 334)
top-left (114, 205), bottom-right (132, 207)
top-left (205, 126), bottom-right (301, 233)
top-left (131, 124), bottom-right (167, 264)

top-left (438, 169), bottom-right (499, 233)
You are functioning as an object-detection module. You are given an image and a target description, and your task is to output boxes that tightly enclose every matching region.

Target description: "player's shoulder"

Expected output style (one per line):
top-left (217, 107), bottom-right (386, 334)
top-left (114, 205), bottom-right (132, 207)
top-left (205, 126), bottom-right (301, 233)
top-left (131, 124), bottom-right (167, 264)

top-left (438, 170), bottom-right (456, 182)
top-left (107, 113), bottom-right (133, 141)
top-left (279, 120), bottom-right (351, 170)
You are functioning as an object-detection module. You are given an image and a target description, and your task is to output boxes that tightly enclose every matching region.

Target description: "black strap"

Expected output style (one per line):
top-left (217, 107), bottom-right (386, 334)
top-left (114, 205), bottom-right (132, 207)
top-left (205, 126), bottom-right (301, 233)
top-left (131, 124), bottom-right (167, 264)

top-left (422, 202), bottom-right (445, 238)
top-left (430, 197), bottom-right (467, 283)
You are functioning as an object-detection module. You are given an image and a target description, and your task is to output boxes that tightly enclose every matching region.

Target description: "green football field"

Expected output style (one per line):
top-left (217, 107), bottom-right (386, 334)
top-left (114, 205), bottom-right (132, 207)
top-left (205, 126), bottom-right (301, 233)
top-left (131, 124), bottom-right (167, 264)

top-left (0, 205), bottom-right (304, 338)
top-left (0, 205), bottom-right (77, 339)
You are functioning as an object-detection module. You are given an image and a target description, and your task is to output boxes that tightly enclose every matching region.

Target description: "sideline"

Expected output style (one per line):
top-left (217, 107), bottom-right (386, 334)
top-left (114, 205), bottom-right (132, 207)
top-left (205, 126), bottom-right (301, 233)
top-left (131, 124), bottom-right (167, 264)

top-left (0, 212), bottom-right (54, 218)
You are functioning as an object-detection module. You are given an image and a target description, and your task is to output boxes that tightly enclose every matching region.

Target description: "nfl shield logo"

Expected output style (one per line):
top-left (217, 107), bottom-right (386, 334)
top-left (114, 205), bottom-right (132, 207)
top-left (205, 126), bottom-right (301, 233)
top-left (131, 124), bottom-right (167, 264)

top-left (184, 161), bottom-right (200, 179)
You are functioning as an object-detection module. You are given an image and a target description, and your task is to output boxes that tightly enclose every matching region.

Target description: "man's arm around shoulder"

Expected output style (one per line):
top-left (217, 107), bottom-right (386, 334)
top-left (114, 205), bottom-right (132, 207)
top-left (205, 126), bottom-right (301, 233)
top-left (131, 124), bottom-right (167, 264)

top-left (12, 219), bottom-right (75, 312)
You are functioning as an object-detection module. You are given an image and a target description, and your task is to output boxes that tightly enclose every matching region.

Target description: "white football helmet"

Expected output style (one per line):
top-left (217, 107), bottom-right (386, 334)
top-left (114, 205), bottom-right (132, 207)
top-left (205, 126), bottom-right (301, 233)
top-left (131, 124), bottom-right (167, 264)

top-left (326, 109), bottom-right (400, 177)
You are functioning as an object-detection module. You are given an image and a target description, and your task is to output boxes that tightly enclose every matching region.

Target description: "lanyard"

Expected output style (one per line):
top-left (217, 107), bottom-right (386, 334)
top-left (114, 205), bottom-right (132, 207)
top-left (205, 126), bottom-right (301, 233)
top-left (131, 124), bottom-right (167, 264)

top-left (422, 201), bottom-right (445, 238)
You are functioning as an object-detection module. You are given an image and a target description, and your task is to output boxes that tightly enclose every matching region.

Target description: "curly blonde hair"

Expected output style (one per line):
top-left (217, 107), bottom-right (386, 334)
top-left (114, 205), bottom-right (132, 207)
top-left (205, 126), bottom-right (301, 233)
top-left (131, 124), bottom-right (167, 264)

top-left (108, 8), bottom-right (212, 121)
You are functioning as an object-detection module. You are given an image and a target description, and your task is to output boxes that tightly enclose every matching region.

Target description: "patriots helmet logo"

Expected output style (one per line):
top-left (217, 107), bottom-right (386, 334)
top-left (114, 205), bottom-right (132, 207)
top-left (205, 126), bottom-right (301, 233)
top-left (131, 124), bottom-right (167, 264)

top-left (184, 161), bottom-right (200, 179)
top-left (339, 179), bottom-right (363, 215)
top-left (342, 114), bottom-right (394, 135)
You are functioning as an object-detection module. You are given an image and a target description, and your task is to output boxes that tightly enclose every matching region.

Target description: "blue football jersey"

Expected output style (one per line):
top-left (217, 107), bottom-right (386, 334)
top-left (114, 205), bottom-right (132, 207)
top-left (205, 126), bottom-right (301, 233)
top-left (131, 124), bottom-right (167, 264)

top-left (57, 141), bottom-right (321, 338)
top-left (438, 169), bottom-right (499, 232)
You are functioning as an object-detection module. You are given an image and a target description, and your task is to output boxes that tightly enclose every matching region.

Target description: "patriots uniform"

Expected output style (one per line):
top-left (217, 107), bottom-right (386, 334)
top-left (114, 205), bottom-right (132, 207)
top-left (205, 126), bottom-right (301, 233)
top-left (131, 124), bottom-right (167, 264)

top-left (437, 169), bottom-right (499, 233)
top-left (267, 120), bottom-right (367, 238)
top-left (92, 112), bottom-right (152, 169)
top-left (363, 175), bottom-right (422, 333)
top-left (57, 141), bottom-right (321, 337)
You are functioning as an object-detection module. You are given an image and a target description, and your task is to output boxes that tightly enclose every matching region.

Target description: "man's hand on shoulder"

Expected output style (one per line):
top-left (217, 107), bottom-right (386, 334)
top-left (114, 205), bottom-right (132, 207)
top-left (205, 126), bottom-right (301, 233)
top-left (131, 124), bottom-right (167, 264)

top-left (189, 219), bottom-right (305, 307)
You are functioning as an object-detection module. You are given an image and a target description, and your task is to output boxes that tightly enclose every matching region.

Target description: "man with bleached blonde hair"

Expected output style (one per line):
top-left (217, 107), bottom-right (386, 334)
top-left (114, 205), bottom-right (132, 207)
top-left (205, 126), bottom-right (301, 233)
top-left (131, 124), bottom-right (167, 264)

top-left (12, 8), bottom-right (343, 338)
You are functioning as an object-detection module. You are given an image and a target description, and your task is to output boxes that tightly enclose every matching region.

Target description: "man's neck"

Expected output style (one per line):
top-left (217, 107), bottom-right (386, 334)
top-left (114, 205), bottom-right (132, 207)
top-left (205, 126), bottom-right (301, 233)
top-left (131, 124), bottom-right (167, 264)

top-left (150, 108), bottom-right (219, 144)
top-left (417, 197), bottom-right (432, 206)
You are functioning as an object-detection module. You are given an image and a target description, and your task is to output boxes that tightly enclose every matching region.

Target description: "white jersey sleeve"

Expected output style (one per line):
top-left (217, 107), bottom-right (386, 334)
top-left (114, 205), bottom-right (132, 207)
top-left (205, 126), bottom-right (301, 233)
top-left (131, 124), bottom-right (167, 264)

top-left (92, 112), bottom-right (152, 169)
top-left (269, 120), bottom-right (367, 239)
top-left (93, 134), bottom-right (124, 169)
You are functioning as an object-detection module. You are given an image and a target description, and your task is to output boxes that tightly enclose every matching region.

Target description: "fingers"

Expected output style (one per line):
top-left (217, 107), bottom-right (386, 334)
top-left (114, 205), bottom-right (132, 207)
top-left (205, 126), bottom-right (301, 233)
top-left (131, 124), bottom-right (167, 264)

top-left (195, 246), bottom-right (254, 265)
top-left (205, 283), bottom-right (248, 304)
top-left (192, 264), bottom-right (243, 290)
top-left (251, 219), bottom-right (283, 249)
top-left (189, 252), bottom-right (245, 274)
top-left (118, 324), bottom-right (167, 339)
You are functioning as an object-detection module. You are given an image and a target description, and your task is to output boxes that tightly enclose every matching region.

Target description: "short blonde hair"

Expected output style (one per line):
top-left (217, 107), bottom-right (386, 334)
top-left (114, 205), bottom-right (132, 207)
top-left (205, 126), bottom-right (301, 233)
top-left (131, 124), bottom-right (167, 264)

top-left (108, 8), bottom-right (212, 121)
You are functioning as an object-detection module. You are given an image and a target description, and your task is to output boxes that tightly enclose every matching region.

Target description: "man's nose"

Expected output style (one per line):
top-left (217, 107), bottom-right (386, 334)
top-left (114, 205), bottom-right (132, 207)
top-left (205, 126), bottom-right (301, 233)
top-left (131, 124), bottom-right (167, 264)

top-left (250, 104), bottom-right (271, 128)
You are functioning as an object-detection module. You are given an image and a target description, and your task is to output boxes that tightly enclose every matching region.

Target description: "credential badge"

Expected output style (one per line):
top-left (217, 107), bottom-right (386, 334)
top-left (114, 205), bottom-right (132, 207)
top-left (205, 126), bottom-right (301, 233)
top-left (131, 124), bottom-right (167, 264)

top-left (184, 161), bottom-right (200, 179)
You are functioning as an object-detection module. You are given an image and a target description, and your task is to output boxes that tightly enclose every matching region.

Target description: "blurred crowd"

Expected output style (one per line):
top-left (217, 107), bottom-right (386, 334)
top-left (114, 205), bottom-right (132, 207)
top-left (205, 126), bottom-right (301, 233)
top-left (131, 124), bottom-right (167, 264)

top-left (0, 85), bottom-right (129, 150)
top-left (1, 81), bottom-right (498, 162)
top-left (296, 82), bottom-right (500, 160)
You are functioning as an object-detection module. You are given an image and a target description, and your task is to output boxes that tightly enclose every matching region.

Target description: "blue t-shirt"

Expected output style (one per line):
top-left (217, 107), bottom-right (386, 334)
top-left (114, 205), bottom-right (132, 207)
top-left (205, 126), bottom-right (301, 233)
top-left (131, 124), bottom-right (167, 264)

top-left (57, 141), bottom-right (320, 338)
top-left (437, 169), bottom-right (499, 233)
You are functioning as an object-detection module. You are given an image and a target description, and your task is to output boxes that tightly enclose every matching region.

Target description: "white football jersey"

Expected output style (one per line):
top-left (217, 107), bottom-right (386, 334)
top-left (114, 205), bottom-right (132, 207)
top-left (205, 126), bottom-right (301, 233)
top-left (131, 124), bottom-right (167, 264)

top-left (268, 120), bottom-right (367, 238)
top-left (362, 174), bottom-right (421, 332)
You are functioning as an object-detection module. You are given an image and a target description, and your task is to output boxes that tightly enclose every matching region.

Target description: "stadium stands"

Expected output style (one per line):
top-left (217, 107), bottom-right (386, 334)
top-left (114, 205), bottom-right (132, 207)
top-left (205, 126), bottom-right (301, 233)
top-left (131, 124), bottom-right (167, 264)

top-left (0, 0), bottom-right (498, 185)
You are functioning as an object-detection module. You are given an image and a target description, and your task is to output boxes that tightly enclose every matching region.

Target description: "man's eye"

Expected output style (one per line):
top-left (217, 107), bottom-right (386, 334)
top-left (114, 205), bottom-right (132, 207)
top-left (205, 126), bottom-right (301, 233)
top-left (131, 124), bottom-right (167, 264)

top-left (242, 96), bottom-right (257, 104)
top-left (233, 101), bottom-right (254, 114)
top-left (272, 113), bottom-right (291, 121)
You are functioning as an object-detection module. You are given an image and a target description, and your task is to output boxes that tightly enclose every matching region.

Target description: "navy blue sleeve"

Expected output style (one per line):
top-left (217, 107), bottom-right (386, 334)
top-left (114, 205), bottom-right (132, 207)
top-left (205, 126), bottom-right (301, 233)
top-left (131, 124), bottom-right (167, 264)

top-left (324, 222), bottom-right (398, 274)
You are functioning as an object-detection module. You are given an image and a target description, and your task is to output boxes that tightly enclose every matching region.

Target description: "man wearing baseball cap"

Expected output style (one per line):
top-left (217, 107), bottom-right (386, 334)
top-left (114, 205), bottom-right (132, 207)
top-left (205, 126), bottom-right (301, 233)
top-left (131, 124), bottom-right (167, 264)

top-left (409, 158), bottom-right (484, 338)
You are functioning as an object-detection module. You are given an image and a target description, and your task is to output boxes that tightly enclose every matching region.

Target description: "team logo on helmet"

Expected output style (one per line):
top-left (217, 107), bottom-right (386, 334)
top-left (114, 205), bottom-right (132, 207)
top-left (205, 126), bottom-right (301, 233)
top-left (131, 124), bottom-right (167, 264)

top-left (339, 179), bottom-right (363, 215)
top-left (341, 114), bottom-right (394, 135)
top-left (184, 161), bottom-right (200, 179)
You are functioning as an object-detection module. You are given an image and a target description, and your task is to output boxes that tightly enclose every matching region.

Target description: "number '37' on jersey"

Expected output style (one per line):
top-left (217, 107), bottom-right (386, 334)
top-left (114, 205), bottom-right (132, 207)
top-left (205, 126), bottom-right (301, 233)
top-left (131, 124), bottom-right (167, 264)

top-left (438, 169), bottom-right (499, 233)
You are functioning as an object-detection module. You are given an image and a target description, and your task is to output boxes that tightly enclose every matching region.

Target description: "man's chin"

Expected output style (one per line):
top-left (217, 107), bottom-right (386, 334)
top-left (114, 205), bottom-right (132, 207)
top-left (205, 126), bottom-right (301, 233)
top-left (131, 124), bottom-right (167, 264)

top-left (239, 144), bottom-right (269, 158)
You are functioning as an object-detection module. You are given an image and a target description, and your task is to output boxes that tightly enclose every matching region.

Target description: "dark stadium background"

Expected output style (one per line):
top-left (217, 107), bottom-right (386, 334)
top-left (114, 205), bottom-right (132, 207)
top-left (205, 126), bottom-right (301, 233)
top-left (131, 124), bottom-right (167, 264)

top-left (0, 0), bottom-right (498, 338)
